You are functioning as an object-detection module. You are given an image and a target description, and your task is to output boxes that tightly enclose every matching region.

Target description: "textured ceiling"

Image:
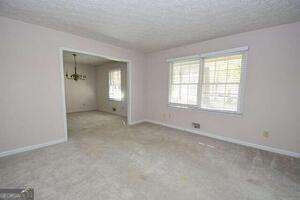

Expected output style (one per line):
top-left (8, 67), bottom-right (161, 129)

top-left (63, 51), bottom-right (112, 66)
top-left (1, 0), bottom-right (300, 52)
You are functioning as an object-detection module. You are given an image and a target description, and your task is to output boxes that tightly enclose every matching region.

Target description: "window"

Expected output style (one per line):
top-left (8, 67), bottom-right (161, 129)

top-left (169, 59), bottom-right (200, 105)
top-left (109, 69), bottom-right (122, 101)
top-left (200, 54), bottom-right (244, 112)
top-left (168, 47), bottom-right (247, 114)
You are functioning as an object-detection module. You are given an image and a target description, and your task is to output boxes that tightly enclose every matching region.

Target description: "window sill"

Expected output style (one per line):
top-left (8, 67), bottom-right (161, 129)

top-left (108, 98), bottom-right (122, 102)
top-left (167, 104), bottom-right (243, 117)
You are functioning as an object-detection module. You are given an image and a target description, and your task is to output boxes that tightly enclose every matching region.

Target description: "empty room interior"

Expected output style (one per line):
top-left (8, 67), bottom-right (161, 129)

top-left (0, 1), bottom-right (299, 199)
top-left (63, 50), bottom-right (128, 135)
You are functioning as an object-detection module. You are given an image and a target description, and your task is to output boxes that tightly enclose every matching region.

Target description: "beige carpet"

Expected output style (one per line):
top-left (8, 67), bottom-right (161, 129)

top-left (0, 111), bottom-right (299, 199)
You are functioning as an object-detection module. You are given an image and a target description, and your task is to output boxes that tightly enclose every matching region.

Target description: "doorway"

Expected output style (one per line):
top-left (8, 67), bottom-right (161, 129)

top-left (59, 48), bottom-right (132, 139)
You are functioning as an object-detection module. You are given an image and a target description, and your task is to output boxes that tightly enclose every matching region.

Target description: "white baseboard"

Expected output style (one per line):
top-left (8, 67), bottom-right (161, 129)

top-left (0, 138), bottom-right (67, 158)
top-left (1, 120), bottom-right (298, 158)
top-left (142, 119), bottom-right (300, 158)
top-left (128, 119), bottom-right (146, 125)
top-left (67, 109), bottom-right (98, 114)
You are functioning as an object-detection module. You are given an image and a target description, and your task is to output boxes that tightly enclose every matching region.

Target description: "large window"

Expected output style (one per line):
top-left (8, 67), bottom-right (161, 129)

top-left (109, 69), bottom-right (122, 101)
top-left (169, 59), bottom-right (200, 105)
top-left (168, 47), bottom-right (247, 114)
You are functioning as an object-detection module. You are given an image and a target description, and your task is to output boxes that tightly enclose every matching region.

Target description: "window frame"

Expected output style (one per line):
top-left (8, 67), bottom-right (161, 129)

top-left (167, 47), bottom-right (248, 115)
top-left (168, 56), bottom-right (201, 108)
top-left (108, 69), bottom-right (122, 101)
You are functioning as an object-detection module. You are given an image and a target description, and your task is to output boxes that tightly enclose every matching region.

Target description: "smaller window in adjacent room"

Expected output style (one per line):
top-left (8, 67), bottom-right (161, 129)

top-left (169, 59), bottom-right (200, 106)
top-left (109, 69), bottom-right (122, 101)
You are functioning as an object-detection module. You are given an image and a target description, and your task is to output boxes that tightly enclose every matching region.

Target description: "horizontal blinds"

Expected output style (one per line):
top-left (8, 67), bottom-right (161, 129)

top-left (200, 53), bottom-right (244, 112)
top-left (169, 59), bottom-right (200, 105)
top-left (109, 70), bottom-right (122, 100)
top-left (168, 47), bottom-right (247, 114)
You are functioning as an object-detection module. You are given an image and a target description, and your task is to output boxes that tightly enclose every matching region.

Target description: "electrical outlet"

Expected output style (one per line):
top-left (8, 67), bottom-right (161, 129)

top-left (192, 122), bottom-right (200, 129)
top-left (262, 130), bottom-right (269, 138)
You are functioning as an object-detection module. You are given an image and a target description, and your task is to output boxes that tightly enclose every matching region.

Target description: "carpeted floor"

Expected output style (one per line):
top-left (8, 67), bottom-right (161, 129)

top-left (0, 111), bottom-right (299, 199)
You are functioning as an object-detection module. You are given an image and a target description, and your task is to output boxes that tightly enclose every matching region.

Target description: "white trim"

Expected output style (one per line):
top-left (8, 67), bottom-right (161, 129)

top-left (200, 46), bottom-right (249, 58)
top-left (167, 55), bottom-right (201, 63)
top-left (238, 51), bottom-right (248, 114)
top-left (58, 49), bottom-right (68, 142)
top-left (2, 120), bottom-right (298, 158)
top-left (0, 138), bottom-right (67, 158)
top-left (166, 46), bottom-right (249, 63)
top-left (167, 104), bottom-right (243, 116)
top-left (167, 47), bottom-right (248, 115)
top-left (167, 62), bottom-right (172, 104)
top-left (108, 98), bottom-right (122, 102)
top-left (197, 57), bottom-right (204, 106)
top-left (58, 47), bottom-right (133, 137)
top-left (142, 119), bottom-right (300, 158)
top-left (128, 119), bottom-right (145, 125)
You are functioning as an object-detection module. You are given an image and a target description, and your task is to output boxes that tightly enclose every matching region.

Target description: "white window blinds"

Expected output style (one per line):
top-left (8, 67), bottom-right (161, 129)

top-left (169, 59), bottom-right (200, 106)
top-left (109, 69), bottom-right (122, 101)
top-left (168, 47), bottom-right (247, 114)
top-left (200, 54), bottom-right (244, 112)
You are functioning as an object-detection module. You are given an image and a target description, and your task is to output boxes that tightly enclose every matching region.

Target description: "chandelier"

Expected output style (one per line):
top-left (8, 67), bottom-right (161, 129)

top-left (65, 54), bottom-right (86, 81)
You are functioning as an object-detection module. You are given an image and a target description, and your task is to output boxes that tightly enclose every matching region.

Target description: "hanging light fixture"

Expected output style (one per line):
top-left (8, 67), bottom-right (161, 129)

top-left (65, 54), bottom-right (86, 81)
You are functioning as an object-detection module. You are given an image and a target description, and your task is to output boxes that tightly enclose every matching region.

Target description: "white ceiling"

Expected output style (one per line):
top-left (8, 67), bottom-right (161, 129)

top-left (1, 0), bottom-right (300, 52)
top-left (63, 51), bottom-right (112, 66)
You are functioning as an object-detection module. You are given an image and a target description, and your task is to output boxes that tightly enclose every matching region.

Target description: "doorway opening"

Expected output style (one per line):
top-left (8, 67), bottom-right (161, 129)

top-left (59, 48), bottom-right (132, 139)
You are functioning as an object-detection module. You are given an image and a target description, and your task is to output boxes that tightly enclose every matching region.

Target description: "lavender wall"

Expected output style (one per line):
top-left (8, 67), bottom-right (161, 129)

top-left (0, 17), bottom-right (146, 154)
top-left (64, 62), bottom-right (97, 113)
top-left (145, 22), bottom-right (300, 153)
top-left (0, 16), bottom-right (299, 156)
